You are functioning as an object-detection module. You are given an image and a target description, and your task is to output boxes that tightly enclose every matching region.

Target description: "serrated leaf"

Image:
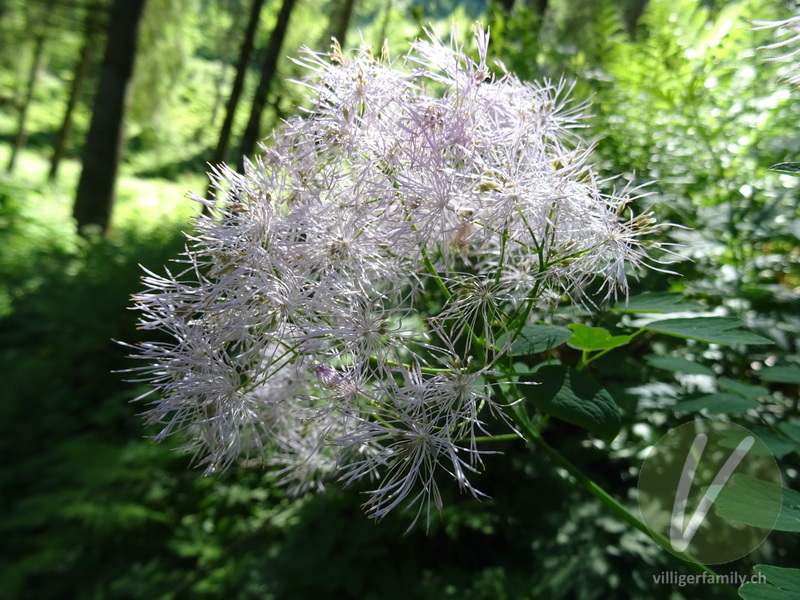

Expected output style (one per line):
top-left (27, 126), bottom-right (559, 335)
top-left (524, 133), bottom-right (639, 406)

top-left (498, 324), bottom-right (573, 356)
top-left (644, 354), bottom-right (715, 376)
top-left (715, 474), bottom-right (783, 530)
top-left (612, 292), bottom-right (704, 313)
top-left (767, 162), bottom-right (800, 176)
top-left (641, 317), bottom-right (773, 345)
top-left (739, 565), bottom-right (800, 600)
top-left (522, 365), bottom-right (621, 441)
top-left (567, 324), bottom-right (633, 351)
top-left (673, 393), bottom-right (759, 414)
top-left (697, 3), bottom-right (741, 55)
top-left (757, 365), bottom-right (800, 384)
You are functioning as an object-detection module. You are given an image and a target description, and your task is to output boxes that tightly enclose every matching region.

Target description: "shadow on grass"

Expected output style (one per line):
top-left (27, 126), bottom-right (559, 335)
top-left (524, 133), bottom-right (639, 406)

top-left (0, 179), bottom-right (195, 598)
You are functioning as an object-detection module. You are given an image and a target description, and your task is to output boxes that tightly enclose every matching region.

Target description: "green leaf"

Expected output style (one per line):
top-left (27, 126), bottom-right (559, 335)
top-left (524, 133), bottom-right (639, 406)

top-left (739, 565), bottom-right (800, 600)
top-left (673, 393), bottom-right (759, 414)
top-left (719, 377), bottom-right (768, 401)
top-left (522, 365), bottom-right (621, 441)
top-left (715, 474), bottom-right (783, 530)
top-left (778, 422), bottom-right (800, 444)
top-left (512, 361), bottom-right (535, 376)
top-left (612, 292), bottom-right (704, 313)
top-left (529, 359), bottom-right (563, 373)
top-left (748, 427), bottom-right (800, 458)
top-left (499, 324), bottom-right (573, 356)
top-left (566, 324), bottom-right (633, 351)
top-left (767, 162), bottom-right (800, 176)
top-left (757, 365), bottom-right (800, 384)
top-left (644, 354), bottom-right (715, 376)
top-left (775, 486), bottom-right (800, 532)
top-left (641, 317), bottom-right (773, 345)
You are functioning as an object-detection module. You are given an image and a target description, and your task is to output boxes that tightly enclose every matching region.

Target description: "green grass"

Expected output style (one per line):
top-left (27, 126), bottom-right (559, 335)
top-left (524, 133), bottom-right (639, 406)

top-left (0, 141), bottom-right (205, 234)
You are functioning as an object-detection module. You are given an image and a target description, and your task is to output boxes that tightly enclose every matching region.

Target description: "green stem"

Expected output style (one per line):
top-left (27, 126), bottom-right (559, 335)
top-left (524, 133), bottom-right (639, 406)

top-left (520, 426), bottom-right (739, 599)
top-left (373, 356), bottom-right (455, 375)
top-left (578, 329), bottom-right (647, 370)
top-left (472, 433), bottom-right (521, 443)
top-left (415, 237), bottom-right (487, 354)
top-left (419, 249), bottom-right (451, 300)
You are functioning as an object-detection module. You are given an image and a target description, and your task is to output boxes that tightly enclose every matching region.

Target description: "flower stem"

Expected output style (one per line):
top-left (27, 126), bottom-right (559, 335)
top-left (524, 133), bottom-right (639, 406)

top-left (516, 420), bottom-right (739, 599)
top-left (472, 433), bottom-right (521, 443)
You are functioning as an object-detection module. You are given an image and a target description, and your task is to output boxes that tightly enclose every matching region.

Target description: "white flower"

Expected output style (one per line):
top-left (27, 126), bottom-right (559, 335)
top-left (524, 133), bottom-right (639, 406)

top-left (334, 363), bottom-right (490, 529)
top-left (128, 23), bottom-right (666, 523)
top-left (754, 15), bottom-right (800, 86)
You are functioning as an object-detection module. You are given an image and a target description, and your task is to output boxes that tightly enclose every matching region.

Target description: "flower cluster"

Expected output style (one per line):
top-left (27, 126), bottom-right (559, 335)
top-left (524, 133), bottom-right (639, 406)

top-left (128, 25), bottom-right (665, 525)
top-left (754, 14), bottom-right (800, 86)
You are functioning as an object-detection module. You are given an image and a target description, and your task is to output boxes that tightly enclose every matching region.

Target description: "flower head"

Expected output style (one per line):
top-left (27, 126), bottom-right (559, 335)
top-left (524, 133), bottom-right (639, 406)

top-left (128, 23), bottom-right (666, 524)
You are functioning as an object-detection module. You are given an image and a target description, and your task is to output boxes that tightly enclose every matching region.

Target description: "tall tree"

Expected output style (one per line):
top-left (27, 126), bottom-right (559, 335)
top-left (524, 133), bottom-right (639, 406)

top-left (128, 0), bottom-right (197, 150)
top-left (375, 0), bottom-right (393, 48)
top-left (237, 0), bottom-right (297, 173)
top-left (6, 0), bottom-right (56, 173)
top-left (6, 35), bottom-right (45, 173)
top-left (48, 2), bottom-right (105, 181)
top-left (623, 0), bottom-right (650, 35)
top-left (206, 0), bottom-right (249, 128)
top-left (326, 0), bottom-right (356, 50)
top-left (205, 0), bottom-right (267, 199)
top-left (73, 0), bottom-right (147, 234)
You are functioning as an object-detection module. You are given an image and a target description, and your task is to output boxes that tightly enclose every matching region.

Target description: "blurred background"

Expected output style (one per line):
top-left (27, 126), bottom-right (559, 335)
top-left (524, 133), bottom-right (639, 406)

top-left (1, 0), bottom-right (798, 598)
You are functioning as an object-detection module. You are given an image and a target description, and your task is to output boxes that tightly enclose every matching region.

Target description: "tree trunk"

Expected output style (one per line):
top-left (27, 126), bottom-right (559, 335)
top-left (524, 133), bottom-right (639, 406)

top-left (497, 1), bottom-right (548, 17)
top-left (375, 0), bottom-right (393, 48)
top-left (532, 0), bottom-right (549, 32)
top-left (236, 0), bottom-right (297, 173)
top-left (73, 0), bottom-right (147, 234)
top-left (6, 33), bottom-right (46, 173)
top-left (208, 0), bottom-right (248, 129)
top-left (205, 0), bottom-right (267, 200)
top-left (48, 3), bottom-right (104, 182)
top-left (623, 0), bottom-right (650, 36)
top-left (326, 0), bottom-right (356, 50)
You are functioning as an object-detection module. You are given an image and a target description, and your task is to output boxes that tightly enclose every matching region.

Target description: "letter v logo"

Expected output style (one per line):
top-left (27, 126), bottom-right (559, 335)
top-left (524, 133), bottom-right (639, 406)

top-left (638, 420), bottom-right (781, 564)
top-left (669, 433), bottom-right (754, 552)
